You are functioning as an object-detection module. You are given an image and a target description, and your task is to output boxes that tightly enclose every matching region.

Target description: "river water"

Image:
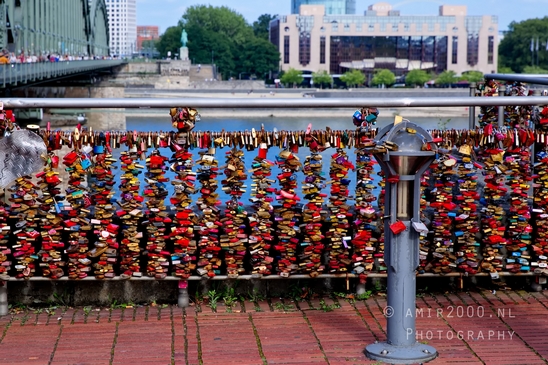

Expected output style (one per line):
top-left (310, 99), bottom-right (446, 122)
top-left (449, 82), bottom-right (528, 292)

top-left (127, 116), bottom-right (469, 133)
top-left (124, 116), bottom-right (469, 204)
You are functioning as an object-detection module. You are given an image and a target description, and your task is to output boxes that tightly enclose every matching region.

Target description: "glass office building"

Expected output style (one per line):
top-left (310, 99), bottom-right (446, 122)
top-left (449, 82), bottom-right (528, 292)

top-left (292, 0), bottom-right (356, 15)
top-left (272, 3), bottom-right (498, 77)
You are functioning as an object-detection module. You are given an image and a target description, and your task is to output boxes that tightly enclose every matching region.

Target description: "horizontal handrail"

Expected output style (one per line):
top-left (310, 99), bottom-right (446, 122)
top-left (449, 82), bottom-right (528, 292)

top-left (1, 96), bottom-right (547, 109)
top-left (1, 272), bottom-right (536, 281)
top-left (484, 73), bottom-right (548, 86)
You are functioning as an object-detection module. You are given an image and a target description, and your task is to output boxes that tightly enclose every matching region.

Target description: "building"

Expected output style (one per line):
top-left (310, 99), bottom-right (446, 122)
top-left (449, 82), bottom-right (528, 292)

top-left (137, 26), bottom-right (159, 52)
top-left (271, 2), bottom-right (498, 79)
top-left (292, 0), bottom-right (356, 15)
top-left (105, 0), bottom-right (137, 57)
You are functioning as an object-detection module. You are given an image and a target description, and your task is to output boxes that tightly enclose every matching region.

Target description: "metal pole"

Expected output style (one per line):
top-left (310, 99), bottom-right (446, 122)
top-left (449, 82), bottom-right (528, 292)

top-left (498, 84), bottom-right (506, 127)
top-left (469, 82), bottom-right (476, 129)
top-left (0, 282), bottom-right (7, 316)
top-left (2, 96), bottom-right (548, 109)
top-left (365, 122), bottom-right (437, 363)
top-left (484, 73), bottom-right (548, 86)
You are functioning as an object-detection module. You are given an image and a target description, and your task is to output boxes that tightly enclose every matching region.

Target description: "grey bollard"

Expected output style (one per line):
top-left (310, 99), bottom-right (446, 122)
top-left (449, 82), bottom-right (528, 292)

top-left (356, 283), bottom-right (366, 296)
top-left (0, 282), bottom-right (7, 316)
top-left (178, 280), bottom-right (189, 308)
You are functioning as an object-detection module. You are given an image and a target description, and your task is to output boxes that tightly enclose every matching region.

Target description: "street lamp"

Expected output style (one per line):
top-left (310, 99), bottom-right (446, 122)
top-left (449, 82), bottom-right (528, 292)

top-left (365, 119), bottom-right (438, 364)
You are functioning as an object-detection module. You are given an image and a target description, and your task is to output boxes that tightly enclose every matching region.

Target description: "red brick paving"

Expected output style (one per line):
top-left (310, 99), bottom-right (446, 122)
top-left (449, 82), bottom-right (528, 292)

top-left (0, 290), bottom-right (548, 364)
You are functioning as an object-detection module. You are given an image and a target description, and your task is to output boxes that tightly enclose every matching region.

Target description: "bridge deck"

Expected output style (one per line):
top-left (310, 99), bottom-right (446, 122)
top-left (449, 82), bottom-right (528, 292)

top-left (0, 60), bottom-right (125, 87)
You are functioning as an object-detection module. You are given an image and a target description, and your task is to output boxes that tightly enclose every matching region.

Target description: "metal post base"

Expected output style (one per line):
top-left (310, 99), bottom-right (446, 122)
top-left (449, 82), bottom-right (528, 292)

top-left (178, 280), bottom-right (189, 308)
top-left (365, 341), bottom-right (438, 364)
top-left (356, 283), bottom-right (366, 296)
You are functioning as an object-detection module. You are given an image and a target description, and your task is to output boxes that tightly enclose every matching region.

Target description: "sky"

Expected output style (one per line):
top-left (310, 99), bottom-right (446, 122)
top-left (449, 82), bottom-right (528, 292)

top-left (136, 0), bottom-right (545, 34)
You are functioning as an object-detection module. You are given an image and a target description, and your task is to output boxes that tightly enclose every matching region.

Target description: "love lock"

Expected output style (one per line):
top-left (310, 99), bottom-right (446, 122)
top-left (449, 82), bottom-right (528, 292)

top-left (170, 107), bottom-right (200, 132)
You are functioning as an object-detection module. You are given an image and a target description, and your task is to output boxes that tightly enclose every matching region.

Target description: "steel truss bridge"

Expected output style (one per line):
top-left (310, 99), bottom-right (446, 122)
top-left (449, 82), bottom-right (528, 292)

top-left (0, 0), bottom-right (124, 87)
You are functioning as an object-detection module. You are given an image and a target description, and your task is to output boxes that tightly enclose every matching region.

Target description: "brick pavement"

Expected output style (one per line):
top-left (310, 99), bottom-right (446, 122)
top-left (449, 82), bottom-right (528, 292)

top-left (0, 290), bottom-right (547, 365)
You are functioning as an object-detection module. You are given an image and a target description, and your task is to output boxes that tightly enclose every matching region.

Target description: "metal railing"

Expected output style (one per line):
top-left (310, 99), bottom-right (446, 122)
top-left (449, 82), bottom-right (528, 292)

top-left (0, 60), bottom-right (126, 87)
top-left (1, 95), bottom-right (546, 109)
top-left (0, 95), bottom-right (546, 313)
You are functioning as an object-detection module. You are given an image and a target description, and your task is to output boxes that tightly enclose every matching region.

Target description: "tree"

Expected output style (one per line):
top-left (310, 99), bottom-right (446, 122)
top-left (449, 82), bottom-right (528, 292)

top-left (460, 70), bottom-right (484, 83)
top-left (339, 69), bottom-right (365, 88)
top-left (405, 69), bottom-right (430, 87)
top-left (156, 25), bottom-right (183, 58)
top-left (253, 14), bottom-right (277, 40)
top-left (186, 27), bottom-right (235, 78)
top-left (141, 39), bottom-right (159, 58)
top-left (281, 68), bottom-right (303, 88)
top-left (164, 5), bottom-right (281, 79)
top-left (372, 69), bottom-right (396, 87)
top-left (312, 70), bottom-right (332, 89)
top-left (498, 66), bottom-right (514, 74)
top-left (235, 37), bottom-right (279, 80)
top-left (436, 70), bottom-right (457, 87)
top-left (499, 17), bottom-right (548, 73)
top-left (523, 65), bottom-right (548, 74)
top-left (180, 5), bottom-right (254, 47)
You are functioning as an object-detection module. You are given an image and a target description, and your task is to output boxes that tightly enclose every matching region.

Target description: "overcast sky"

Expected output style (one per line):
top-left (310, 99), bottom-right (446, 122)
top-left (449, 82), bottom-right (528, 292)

top-left (136, 0), bottom-right (544, 34)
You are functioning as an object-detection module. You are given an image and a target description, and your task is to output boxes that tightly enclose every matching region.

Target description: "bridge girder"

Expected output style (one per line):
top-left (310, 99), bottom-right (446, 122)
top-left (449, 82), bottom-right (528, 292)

top-left (0, 0), bottom-right (110, 57)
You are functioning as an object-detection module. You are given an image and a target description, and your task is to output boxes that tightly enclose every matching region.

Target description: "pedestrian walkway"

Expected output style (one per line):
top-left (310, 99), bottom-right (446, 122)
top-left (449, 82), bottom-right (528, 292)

top-left (0, 289), bottom-right (547, 364)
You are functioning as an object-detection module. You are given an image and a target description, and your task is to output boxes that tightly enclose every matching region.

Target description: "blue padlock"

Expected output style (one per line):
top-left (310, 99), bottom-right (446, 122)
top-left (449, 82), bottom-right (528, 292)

top-left (93, 145), bottom-right (104, 154)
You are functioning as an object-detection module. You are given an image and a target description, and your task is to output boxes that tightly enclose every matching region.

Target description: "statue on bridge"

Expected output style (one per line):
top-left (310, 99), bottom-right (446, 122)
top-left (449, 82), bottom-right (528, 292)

top-left (181, 29), bottom-right (188, 48)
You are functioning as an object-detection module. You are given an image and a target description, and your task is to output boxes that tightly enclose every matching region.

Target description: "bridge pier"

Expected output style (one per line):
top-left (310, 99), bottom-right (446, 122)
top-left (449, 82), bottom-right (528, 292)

top-left (9, 85), bottom-right (126, 130)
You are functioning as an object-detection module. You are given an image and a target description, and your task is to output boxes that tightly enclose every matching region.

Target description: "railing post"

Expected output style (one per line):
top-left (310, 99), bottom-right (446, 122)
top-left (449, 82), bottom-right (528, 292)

top-left (178, 280), bottom-right (189, 308)
top-left (469, 82), bottom-right (476, 129)
top-left (0, 281), bottom-right (7, 316)
top-left (498, 84), bottom-right (506, 127)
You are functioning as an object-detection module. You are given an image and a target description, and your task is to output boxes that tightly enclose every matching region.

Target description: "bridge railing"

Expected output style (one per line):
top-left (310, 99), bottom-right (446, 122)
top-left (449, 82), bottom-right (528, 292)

top-left (0, 60), bottom-right (125, 87)
top-left (0, 95), bottom-right (545, 285)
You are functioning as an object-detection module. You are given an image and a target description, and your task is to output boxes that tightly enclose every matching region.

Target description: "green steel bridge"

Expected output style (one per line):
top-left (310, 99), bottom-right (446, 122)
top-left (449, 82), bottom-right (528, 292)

top-left (0, 0), bottom-right (124, 87)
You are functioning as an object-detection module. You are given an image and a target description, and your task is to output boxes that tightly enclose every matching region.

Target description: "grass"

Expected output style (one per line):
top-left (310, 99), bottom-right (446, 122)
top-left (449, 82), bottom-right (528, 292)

top-left (223, 288), bottom-right (239, 311)
top-left (247, 289), bottom-right (265, 303)
top-left (273, 302), bottom-right (293, 312)
top-left (318, 299), bottom-right (340, 312)
top-left (355, 290), bottom-right (374, 300)
top-left (206, 289), bottom-right (223, 312)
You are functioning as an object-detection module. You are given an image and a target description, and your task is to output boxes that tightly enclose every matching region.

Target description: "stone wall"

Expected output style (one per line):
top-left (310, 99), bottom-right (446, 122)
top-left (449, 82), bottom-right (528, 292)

top-left (87, 86), bottom-right (126, 131)
top-left (159, 60), bottom-right (190, 76)
top-left (119, 62), bottom-right (160, 74)
top-left (11, 86), bottom-right (126, 131)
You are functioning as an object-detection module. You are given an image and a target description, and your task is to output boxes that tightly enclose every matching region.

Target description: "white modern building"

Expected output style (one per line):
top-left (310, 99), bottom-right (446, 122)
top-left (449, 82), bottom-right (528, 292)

top-left (105, 0), bottom-right (137, 58)
top-left (292, 0), bottom-right (356, 15)
top-left (271, 2), bottom-right (498, 78)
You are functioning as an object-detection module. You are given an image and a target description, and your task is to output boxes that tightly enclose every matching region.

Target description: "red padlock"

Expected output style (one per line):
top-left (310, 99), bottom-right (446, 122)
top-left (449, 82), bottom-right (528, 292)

top-left (389, 220), bottom-right (406, 235)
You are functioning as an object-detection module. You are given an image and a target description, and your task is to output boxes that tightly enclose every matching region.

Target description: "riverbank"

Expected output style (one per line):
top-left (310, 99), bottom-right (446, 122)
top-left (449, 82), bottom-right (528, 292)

top-left (44, 88), bottom-right (472, 122)
top-left (122, 89), bottom-right (470, 118)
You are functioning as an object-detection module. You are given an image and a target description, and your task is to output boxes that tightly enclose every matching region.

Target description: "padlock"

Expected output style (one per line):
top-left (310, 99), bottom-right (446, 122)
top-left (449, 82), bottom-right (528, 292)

top-left (389, 220), bottom-right (406, 235)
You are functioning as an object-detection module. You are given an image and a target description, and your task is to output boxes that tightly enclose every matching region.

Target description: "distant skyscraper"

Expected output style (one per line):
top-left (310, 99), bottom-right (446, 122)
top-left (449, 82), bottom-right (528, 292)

top-left (104, 0), bottom-right (137, 57)
top-left (291, 0), bottom-right (355, 15)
